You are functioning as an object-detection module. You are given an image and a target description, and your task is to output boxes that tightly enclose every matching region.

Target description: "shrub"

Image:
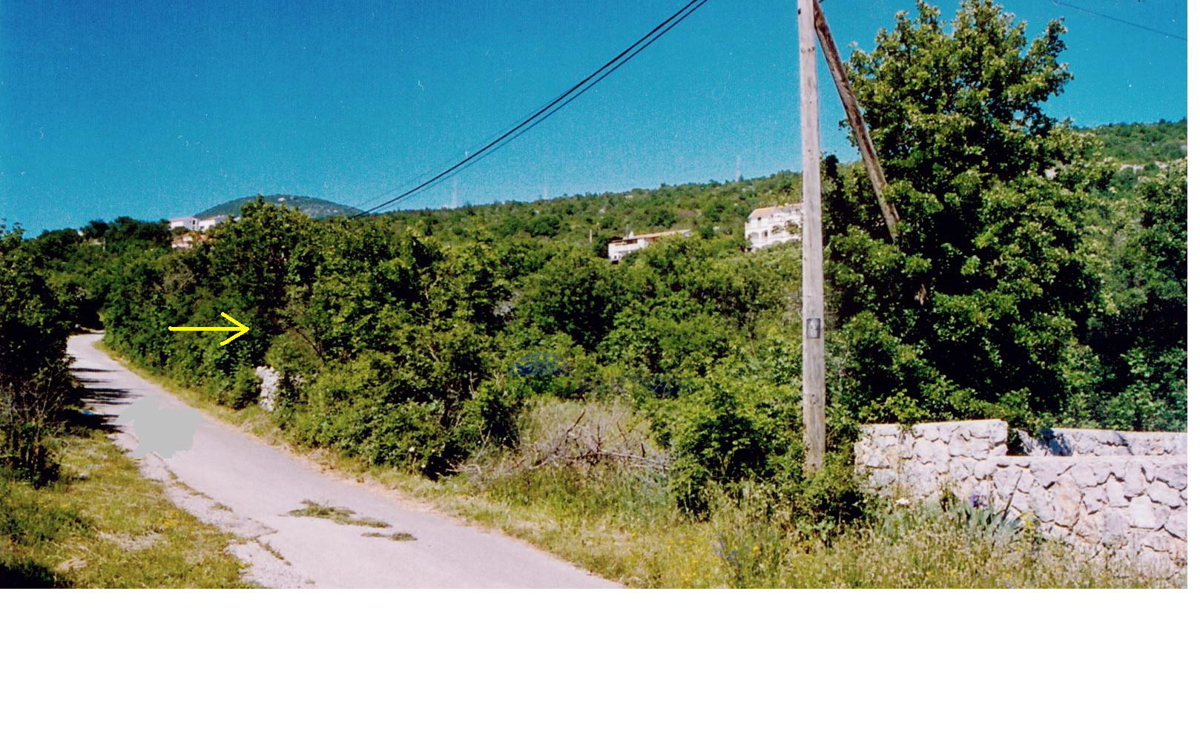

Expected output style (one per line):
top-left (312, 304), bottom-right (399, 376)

top-left (0, 226), bottom-right (75, 484)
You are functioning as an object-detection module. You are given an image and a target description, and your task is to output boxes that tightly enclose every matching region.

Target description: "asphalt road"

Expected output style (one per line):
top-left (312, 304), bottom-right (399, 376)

top-left (68, 333), bottom-right (617, 588)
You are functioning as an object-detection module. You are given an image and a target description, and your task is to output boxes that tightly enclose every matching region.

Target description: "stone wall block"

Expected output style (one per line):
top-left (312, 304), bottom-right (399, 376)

top-left (1104, 477), bottom-right (1126, 506)
top-left (912, 424), bottom-right (937, 442)
top-left (1165, 511), bottom-right (1187, 541)
top-left (1137, 532), bottom-right (1174, 555)
top-left (866, 424), bottom-right (901, 439)
top-left (1073, 513), bottom-right (1101, 543)
top-left (868, 470), bottom-right (896, 490)
top-left (913, 468), bottom-right (937, 498)
top-left (914, 438), bottom-right (935, 464)
top-left (973, 460), bottom-right (995, 480)
top-left (970, 419), bottom-right (1008, 443)
top-left (1101, 511), bottom-right (1129, 546)
top-left (1129, 496), bottom-right (1165, 530)
top-left (930, 441), bottom-right (951, 472)
top-left (1082, 486), bottom-right (1106, 515)
top-left (1124, 462), bottom-right (1147, 498)
top-left (1031, 459), bottom-right (1069, 489)
top-left (1052, 485), bottom-right (1081, 527)
top-left (1167, 434), bottom-right (1187, 455)
top-left (1157, 461), bottom-right (1187, 491)
top-left (1147, 480), bottom-right (1182, 508)
top-left (1095, 459), bottom-right (1120, 483)
top-left (1071, 462), bottom-right (1099, 489)
top-left (992, 465), bottom-right (1019, 495)
top-left (860, 447), bottom-right (891, 469)
top-left (1016, 469), bottom-right (1036, 494)
top-left (949, 459), bottom-right (973, 481)
top-left (1030, 487), bottom-right (1056, 524)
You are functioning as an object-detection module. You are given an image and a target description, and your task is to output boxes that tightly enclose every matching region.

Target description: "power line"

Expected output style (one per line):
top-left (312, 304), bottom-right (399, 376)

top-left (349, 93), bottom-right (570, 212)
top-left (1049, 0), bottom-right (1186, 42)
top-left (383, 0), bottom-right (713, 207)
top-left (354, 0), bottom-right (709, 215)
top-left (353, 0), bottom-right (712, 217)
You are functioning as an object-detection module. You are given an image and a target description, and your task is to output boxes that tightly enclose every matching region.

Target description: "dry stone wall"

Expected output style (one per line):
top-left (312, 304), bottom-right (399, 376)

top-left (855, 420), bottom-right (1187, 570)
top-left (1019, 428), bottom-right (1185, 457)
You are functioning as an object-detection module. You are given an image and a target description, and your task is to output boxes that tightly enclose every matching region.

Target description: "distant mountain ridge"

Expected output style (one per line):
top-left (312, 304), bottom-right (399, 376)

top-left (195, 194), bottom-right (357, 219)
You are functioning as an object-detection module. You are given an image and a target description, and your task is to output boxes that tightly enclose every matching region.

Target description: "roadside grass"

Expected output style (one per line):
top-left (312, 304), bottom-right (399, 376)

top-left (0, 429), bottom-right (248, 588)
top-left (439, 461), bottom-right (1183, 588)
top-left (95, 342), bottom-right (1184, 588)
top-left (707, 499), bottom-right (1183, 588)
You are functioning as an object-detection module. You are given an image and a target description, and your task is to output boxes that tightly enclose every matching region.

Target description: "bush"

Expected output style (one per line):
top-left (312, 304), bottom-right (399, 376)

top-left (0, 226), bottom-right (75, 485)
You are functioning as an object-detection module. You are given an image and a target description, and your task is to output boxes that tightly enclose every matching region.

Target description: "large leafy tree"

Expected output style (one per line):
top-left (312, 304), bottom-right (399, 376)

top-left (829, 0), bottom-right (1105, 426)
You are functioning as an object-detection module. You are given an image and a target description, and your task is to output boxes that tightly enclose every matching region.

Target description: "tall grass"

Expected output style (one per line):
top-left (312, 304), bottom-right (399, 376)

top-left (449, 397), bottom-right (1182, 588)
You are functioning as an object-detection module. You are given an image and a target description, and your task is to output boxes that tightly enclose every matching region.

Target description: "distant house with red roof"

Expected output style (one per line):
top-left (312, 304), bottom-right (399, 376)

top-left (745, 204), bottom-right (801, 251)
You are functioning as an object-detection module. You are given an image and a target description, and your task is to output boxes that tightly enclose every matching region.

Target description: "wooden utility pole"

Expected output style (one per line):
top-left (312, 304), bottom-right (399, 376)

top-left (798, 0), bottom-right (825, 472)
top-left (812, 0), bottom-right (900, 242)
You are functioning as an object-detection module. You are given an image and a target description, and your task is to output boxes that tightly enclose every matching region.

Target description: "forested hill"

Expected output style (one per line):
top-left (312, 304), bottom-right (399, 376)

top-left (1089, 119), bottom-right (1187, 165)
top-left (365, 119), bottom-right (1185, 252)
top-left (177, 121), bottom-right (1183, 245)
top-left (196, 195), bottom-right (356, 219)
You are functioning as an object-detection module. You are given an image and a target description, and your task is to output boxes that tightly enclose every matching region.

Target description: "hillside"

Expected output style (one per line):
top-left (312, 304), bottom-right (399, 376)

top-left (196, 194), bottom-right (356, 219)
top-left (373, 120), bottom-right (1186, 253)
top-left (1089, 119), bottom-right (1187, 165)
top-left (182, 123), bottom-right (1183, 238)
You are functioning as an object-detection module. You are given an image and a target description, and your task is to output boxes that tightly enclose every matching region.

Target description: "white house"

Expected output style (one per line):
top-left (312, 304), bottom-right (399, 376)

top-left (744, 204), bottom-right (801, 251)
top-left (169, 214), bottom-right (229, 233)
top-left (196, 214), bottom-right (229, 231)
top-left (607, 229), bottom-right (691, 262)
top-left (169, 216), bottom-right (199, 231)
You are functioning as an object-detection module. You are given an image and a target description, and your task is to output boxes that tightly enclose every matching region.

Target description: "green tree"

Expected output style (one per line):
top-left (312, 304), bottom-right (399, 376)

top-left (0, 226), bottom-right (74, 483)
top-left (518, 245), bottom-right (621, 350)
top-left (1087, 163), bottom-right (1187, 429)
top-left (830, 0), bottom-right (1104, 427)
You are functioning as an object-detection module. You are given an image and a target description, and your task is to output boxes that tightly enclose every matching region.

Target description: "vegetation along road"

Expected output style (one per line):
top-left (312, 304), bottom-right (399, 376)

top-left (69, 333), bottom-right (616, 588)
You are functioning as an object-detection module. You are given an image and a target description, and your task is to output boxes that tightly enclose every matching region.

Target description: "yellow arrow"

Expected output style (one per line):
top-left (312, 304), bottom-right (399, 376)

top-left (169, 312), bottom-right (250, 346)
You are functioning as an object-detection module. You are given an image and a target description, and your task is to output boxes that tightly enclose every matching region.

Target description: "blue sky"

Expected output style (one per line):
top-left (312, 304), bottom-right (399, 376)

top-left (0, 0), bottom-right (1188, 234)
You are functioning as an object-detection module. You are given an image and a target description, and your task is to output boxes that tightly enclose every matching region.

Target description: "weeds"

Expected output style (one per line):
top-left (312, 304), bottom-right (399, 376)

top-left (287, 500), bottom-right (390, 528)
top-left (364, 531), bottom-right (417, 542)
top-left (458, 400), bottom-right (1180, 588)
top-left (0, 430), bottom-right (246, 588)
top-left (0, 479), bottom-right (89, 545)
